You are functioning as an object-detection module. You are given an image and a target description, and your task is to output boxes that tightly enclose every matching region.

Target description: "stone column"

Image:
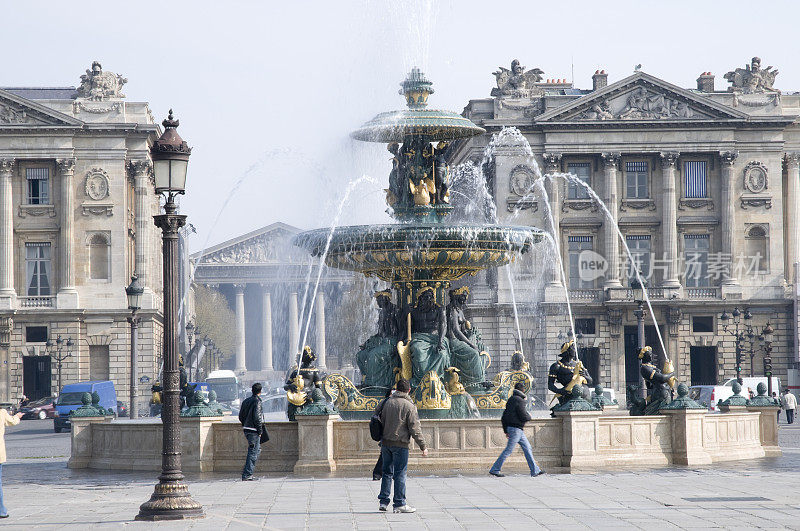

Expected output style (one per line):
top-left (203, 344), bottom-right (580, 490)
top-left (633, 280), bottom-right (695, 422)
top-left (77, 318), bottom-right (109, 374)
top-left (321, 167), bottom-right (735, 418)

top-left (233, 284), bottom-right (246, 373)
top-left (289, 292), bottom-right (300, 359)
top-left (601, 152), bottom-right (622, 288)
top-left (660, 152), bottom-right (680, 288)
top-left (128, 160), bottom-right (154, 304)
top-left (314, 292), bottom-right (327, 369)
top-left (786, 153), bottom-right (800, 283)
top-left (543, 153), bottom-right (563, 286)
top-left (0, 160), bottom-right (15, 304)
top-left (261, 287), bottom-right (273, 371)
top-left (720, 151), bottom-right (739, 286)
top-left (57, 158), bottom-right (78, 308)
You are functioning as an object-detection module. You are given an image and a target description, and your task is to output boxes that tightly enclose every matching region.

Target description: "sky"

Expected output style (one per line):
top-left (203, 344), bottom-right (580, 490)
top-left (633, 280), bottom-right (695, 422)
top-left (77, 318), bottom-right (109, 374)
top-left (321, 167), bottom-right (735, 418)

top-left (2, 0), bottom-right (800, 253)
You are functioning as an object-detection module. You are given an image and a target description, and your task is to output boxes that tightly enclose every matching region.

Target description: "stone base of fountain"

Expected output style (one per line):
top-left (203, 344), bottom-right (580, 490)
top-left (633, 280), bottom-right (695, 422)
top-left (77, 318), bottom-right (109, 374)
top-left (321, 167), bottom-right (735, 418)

top-left (68, 405), bottom-right (779, 475)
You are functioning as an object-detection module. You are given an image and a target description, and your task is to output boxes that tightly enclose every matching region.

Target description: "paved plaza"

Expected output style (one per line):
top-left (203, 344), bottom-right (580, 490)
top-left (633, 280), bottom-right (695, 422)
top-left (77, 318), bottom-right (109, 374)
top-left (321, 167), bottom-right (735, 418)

top-left (2, 420), bottom-right (800, 529)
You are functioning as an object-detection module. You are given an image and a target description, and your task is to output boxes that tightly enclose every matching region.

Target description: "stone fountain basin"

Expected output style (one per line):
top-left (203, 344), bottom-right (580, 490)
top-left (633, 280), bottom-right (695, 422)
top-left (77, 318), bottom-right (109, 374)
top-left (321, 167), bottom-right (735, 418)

top-left (293, 223), bottom-right (542, 279)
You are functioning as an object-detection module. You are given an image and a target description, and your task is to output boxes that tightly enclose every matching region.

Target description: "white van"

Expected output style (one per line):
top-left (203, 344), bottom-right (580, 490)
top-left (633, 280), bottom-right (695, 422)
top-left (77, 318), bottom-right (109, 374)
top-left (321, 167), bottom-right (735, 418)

top-left (689, 377), bottom-right (780, 411)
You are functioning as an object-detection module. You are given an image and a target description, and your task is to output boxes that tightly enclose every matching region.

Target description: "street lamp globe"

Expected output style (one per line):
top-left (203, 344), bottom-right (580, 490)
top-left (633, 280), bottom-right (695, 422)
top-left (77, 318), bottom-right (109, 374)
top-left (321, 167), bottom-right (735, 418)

top-left (763, 322), bottom-right (774, 340)
top-left (66, 338), bottom-right (74, 349)
top-left (150, 110), bottom-right (192, 195)
top-left (126, 275), bottom-right (144, 312)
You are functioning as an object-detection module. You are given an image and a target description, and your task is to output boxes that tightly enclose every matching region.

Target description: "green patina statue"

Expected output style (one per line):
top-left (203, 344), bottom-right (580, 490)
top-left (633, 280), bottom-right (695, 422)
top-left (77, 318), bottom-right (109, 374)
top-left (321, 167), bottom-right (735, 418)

top-left (718, 381), bottom-right (748, 409)
top-left (548, 340), bottom-right (594, 414)
top-left (180, 389), bottom-right (219, 417)
top-left (404, 287), bottom-right (449, 388)
top-left (591, 385), bottom-right (618, 410)
top-left (295, 388), bottom-right (338, 417)
top-left (552, 385), bottom-right (600, 412)
top-left (445, 286), bottom-right (489, 388)
top-left (747, 382), bottom-right (780, 407)
top-left (629, 346), bottom-right (676, 416)
top-left (356, 290), bottom-right (401, 393)
top-left (207, 390), bottom-right (225, 415)
top-left (70, 392), bottom-right (105, 417)
top-left (285, 346), bottom-right (322, 421)
top-left (660, 383), bottom-right (705, 410)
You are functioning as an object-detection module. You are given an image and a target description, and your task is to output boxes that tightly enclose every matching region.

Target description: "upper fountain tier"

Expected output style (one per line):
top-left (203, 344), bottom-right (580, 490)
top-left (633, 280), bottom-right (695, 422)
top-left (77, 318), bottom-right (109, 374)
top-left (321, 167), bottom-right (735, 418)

top-left (350, 68), bottom-right (485, 143)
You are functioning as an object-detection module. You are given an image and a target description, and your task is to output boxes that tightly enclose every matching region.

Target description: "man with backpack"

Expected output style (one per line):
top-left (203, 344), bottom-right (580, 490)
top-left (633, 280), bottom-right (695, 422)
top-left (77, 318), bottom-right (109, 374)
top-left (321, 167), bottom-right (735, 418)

top-left (374, 378), bottom-right (427, 513)
top-left (238, 383), bottom-right (264, 481)
top-left (489, 381), bottom-right (543, 477)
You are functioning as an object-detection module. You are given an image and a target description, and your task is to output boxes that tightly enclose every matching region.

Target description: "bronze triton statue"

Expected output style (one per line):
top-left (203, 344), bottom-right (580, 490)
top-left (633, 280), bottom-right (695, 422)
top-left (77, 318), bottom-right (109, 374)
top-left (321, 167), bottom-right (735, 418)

top-left (285, 346), bottom-right (322, 421)
top-left (548, 340), bottom-right (593, 414)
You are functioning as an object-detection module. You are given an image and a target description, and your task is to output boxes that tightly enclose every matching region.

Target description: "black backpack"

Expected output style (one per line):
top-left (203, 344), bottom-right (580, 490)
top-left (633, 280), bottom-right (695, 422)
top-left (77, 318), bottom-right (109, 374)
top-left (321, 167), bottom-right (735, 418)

top-left (369, 398), bottom-right (387, 442)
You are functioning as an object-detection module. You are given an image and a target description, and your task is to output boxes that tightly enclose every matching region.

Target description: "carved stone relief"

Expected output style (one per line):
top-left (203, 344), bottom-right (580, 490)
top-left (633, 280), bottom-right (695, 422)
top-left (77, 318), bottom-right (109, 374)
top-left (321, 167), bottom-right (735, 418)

top-left (743, 161), bottom-right (768, 193)
top-left (203, 235), bottom-right (279, 264)
top-left (76, 61), bottom-right (127, 101)
top-left (724, 57), bottom-right (779, 94)
top-left (509, 165), bottom-right (535, 196)
top-left (0, 102), bottom-right (37, 125)
top-left (571, 87), bottom-right (696, 121)
top-left (85, 168), bottom-right (110, 200)
top-left (491, 59), bottom-right (544, 98)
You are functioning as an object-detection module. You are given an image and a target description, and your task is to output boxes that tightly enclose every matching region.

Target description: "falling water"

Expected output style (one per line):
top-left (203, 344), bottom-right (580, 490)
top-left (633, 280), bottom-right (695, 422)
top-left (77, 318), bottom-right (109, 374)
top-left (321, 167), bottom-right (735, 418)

top-left (296, 174), bottom-right (378, 367)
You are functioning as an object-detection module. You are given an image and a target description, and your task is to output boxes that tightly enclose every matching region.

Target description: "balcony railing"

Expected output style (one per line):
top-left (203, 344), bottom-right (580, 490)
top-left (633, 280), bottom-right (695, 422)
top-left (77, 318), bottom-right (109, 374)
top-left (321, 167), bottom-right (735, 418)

top-left (686, 287), bottom-right (720, 299)
top-left (568, 289), bottom-right (604, 302)
top-left (19, 296), bottom-right (54, 308)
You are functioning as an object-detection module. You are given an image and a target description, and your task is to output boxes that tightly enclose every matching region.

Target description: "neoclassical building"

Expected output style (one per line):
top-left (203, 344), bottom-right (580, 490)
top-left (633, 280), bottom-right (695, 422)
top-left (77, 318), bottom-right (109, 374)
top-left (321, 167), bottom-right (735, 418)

top-left (0, 62), bottom-right (164, 406)
top-left (191, 222), bottom-right (355, 386)
top-left (448, 58), bottom-right (800, 401)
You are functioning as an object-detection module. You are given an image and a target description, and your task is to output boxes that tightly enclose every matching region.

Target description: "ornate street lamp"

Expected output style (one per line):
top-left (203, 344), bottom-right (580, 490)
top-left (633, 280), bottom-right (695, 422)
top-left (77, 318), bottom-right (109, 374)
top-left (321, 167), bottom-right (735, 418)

top-left (185, 321), bottom-right (195, 382)
top-left (630, 275), bottom-right (647, 400)
top-left (719, 307), bottom-right (751, 385)
top-left (46, 335), bottom-right (74, 397)
top-left (762, 322), bottom-right (774, 395)
top-left (136, 111), bottom-right (203, 521)
top-left (126, 275), bottom-right (144, 420)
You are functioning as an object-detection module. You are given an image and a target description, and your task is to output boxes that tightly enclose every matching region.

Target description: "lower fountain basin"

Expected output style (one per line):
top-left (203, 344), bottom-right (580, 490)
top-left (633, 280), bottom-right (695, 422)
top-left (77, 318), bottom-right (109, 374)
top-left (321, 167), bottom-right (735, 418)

top-left (293, 223), bottom-right (542, 281)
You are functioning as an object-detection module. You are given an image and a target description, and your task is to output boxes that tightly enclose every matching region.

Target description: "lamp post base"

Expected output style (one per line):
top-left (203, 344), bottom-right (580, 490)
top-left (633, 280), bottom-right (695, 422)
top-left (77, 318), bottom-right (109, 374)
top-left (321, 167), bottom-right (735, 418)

top-left (135, 481), bottom-right (204, 521)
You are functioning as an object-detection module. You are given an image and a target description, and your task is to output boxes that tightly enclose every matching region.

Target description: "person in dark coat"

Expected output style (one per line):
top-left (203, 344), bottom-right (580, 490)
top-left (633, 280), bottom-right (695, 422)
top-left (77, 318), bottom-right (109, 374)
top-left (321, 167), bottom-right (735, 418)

top-left (489, 382), bottom-right (543, 477)
top-left (238, 383), bottom-right (264, 481)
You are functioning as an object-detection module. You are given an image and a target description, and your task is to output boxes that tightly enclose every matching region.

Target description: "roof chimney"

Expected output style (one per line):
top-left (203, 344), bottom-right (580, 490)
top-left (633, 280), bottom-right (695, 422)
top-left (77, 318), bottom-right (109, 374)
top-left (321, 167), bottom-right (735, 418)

top-left (697, 72), bottom-right (714, 93)
top-left (592, 70), bottom-right (608, 91)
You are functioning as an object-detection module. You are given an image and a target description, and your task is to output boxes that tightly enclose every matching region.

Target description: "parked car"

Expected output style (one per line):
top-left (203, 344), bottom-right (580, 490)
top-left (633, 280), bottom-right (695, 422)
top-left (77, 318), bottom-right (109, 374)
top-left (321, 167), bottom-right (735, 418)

top-left (19, 397), bottom-right (55, 420)
top-left (117, 401), bottom-right (128, 418)
top-left (53, 380), bottom-right (117, 433)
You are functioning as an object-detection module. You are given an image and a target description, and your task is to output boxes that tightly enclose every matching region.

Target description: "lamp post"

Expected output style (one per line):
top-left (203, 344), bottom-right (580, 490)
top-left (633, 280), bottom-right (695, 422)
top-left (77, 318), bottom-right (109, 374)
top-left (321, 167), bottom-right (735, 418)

top-left (126, 275), bottom-right (144, 420)
top-left (719, 307), bottom-right (752, 385)
top-left (630, 275), bottom-right (647, 400)
top-left (136, 111), bottom-right (203, 521)
top-left (185, 321), bottom-right (194, 382)
top-left (762, 322), bottom-right (774, 395)
top-left (45, 335), bottom-right (74, 397)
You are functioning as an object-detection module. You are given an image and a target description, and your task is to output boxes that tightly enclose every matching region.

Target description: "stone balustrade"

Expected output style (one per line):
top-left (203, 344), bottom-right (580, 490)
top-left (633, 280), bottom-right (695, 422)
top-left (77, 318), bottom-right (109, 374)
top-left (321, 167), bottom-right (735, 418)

top-left (69, 408), bottom-right (776, 474)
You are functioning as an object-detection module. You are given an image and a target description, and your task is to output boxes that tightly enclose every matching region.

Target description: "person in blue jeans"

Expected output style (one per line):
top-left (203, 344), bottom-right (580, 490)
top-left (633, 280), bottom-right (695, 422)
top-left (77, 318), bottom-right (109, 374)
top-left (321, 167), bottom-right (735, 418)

top-left (490, 382), bottom-right (543, 477)
top-left (0, 407), bottom-right (23, 517)
top-left (238, 383), bottom-right (264, 481)
top-left (376, 378), bottom-right (428, 513)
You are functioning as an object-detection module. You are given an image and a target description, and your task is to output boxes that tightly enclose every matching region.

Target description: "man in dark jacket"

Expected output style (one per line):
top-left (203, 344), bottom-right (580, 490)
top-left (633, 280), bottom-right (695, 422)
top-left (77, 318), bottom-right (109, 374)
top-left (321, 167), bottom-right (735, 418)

top-left (489, 382), bottom-right (543, 477)
top-left (238, 383), bottom-right (264, 481)
top-left (376, 379), bottom-right (428, 513)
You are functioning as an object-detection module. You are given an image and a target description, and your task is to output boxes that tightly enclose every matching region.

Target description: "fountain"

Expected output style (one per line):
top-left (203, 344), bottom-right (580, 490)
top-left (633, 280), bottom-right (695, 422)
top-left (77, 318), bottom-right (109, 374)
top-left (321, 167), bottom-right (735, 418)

top-left (293, 69), bottom-right (542, 418)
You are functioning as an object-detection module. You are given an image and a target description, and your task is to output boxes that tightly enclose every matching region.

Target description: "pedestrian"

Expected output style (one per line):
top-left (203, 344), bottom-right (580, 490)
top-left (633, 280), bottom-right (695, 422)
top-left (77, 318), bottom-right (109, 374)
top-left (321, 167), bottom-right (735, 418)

top-left (781, 389), bottom-right (797, 425)
top-left (490, 382), bottom-right (544, 478)
top-left (0, 407), bottom-right (23, 518)
top-left (773, 392), bottom-right (781, 422)
top-left (372, 388), bottom-right (394, 481)
top-left (376, 378), bottom-right (427, 513)
top-left (238, 382), bottom-right (264, 481)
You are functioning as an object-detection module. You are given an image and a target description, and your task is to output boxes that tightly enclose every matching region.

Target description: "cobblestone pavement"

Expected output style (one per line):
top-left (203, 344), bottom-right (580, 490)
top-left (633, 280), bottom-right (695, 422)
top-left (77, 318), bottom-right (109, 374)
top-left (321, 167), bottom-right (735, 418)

top-left (2, 423), bottom-right (799, 529)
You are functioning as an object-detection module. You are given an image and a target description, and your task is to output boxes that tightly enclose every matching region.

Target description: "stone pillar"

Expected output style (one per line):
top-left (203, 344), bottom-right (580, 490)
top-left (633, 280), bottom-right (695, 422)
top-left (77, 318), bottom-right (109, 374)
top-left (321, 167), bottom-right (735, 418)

top-left (234, 284), bottom-right (246, 373)
top-left (660, 152), bottom-right (680, 288)
top-left (542, 153), bottom-right (563, 287)
top-left (554, 409), bottom-right (602, 471)
top-left (601, 152), bottom-right (622, 288)
top-left (293, 413), bottom-right (339, 474)
top-left (261, 287), bottom-right (273, 371)
top-left (57, 158), bottom-right (78, 308)
top-left (720, 151), bottom-right (739, 287)
top-left (314, 292), bottom-right (327, 369)
top-left (128, 160), bottom-right (155, 306)
top-left (289, 292), bottom-right (300, 359)
top-left (786, 153), bottom-right (800, 283)
top-left (746, 404), bottom-right (781, 457)
top-left (661, 409), bottom-right (712, 466)
top-left (0, 160), bottom-right (15, 306)
top-left (67, 416), bottom-right (113, 469)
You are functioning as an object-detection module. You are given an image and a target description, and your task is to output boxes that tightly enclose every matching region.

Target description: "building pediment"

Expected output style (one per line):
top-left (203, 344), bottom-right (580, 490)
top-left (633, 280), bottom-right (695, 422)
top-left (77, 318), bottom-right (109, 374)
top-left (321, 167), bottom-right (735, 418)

top-left (0, 89), bottom-right (83, 127)
top-left (535, 72), bottom-right (749, 124)
top-left (194, 222), bottom-right (306, 265)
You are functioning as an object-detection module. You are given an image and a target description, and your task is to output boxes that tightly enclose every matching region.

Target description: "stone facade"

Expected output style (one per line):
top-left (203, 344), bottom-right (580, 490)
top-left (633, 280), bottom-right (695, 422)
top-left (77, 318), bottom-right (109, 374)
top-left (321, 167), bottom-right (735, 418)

top-left (448, 60), bottom-right (800, 403)
top-left (0, 62), bottom-right (163, 411)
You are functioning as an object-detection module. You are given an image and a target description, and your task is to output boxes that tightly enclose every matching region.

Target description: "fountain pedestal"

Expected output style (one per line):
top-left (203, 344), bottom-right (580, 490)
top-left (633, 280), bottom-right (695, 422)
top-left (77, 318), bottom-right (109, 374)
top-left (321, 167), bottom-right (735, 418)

top-left (294, 413), bottom-right (339, 475)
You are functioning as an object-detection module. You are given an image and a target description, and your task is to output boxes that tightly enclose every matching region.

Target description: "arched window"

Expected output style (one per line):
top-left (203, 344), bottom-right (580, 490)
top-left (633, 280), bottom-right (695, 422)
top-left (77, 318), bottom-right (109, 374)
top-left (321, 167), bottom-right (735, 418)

top-left (744, 225), bottom-right (768, 274)
top-left (90, 233), bottom-right (110, 280)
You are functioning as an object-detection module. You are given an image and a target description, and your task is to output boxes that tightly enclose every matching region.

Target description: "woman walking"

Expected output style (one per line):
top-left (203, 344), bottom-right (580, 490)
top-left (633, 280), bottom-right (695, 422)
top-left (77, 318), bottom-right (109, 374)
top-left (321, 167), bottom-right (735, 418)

top-left (0, 407), bottom-right (22, 518)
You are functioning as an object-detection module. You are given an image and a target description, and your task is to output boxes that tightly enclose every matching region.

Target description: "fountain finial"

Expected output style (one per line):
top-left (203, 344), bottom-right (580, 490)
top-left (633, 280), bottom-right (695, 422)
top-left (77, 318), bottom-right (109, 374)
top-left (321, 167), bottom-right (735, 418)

top-left (400, 67), bottom-right (434, 109)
